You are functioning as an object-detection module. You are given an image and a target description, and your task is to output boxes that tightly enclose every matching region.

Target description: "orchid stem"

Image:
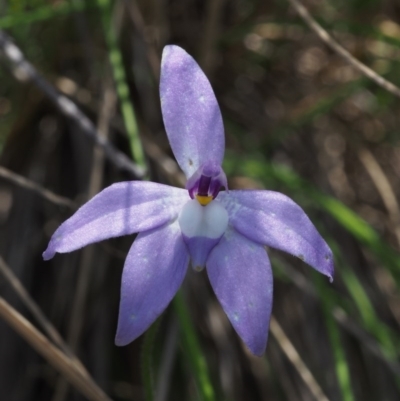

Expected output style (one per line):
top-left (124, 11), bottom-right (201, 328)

top-left (173, 290), bottom-right (216, 401)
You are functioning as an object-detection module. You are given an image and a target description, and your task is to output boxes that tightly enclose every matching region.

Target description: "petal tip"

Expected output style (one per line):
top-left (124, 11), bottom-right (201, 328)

top-left (114, 334), bottom-right (130, 347)
top-left (327, 268), bottom-right (334, 283)
top-left (244, 330), bottom-right (268, 356)
top-left (248, 342), bottom-right (266, 357)
top-left (161, 44), bottom-right (172, 61)
top-left (324, 251), bottom-right (335, 282)
top-left (42, 248), bottom-right (55, 261)
top-left (115, 322), bottom-right (137, 347)
top-left (161, 45), bottom-right (187, 67)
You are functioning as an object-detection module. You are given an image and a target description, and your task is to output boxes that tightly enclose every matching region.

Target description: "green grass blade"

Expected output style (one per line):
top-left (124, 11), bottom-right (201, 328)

top-left (314, 274), bottom-right (355, 401)
top-left (0, 1), bottom-right (92, 28)
top-left (97, 0), bottom-right (147, 172)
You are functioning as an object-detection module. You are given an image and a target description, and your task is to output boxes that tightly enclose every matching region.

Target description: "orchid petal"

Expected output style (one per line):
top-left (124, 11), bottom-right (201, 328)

top-left (116, 221), bottom-right (189, 345)
top-left (218, 190), bottom-right (334, 281)
top-left (160, 45), bottom-right (224, 178)
top-left (207, 228), bottom-right (273, 356)
top-left (43, 182), bottom-right (187, 260)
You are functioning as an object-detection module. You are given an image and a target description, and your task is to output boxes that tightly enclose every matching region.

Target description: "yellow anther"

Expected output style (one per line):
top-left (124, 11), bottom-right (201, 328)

top-left (196, 195), bottom-right (213, 206)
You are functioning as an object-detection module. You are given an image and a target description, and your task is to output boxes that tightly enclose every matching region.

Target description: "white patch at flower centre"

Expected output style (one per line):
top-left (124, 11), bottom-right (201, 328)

top-left (178, 199), bottom-right (228, 239)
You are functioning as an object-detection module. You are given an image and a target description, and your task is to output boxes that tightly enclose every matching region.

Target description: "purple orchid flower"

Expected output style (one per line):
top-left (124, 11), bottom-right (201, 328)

top-left (43, 45), bottom-right (333, 356)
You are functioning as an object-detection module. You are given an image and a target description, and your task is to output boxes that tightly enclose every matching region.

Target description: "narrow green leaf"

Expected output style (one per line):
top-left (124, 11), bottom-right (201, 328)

top-left (314, 274), bottom-right (355, 401)
top-left (0, 1), bottom-right (89, 28)
top-left (97, 0), bottom-right (147, 173)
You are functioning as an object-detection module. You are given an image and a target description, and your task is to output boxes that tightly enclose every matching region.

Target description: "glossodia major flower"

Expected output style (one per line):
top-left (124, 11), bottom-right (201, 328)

top-left (43, 45), bottom-right (334, 356)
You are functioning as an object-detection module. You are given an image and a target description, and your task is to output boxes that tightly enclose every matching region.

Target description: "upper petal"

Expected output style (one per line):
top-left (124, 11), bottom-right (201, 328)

top-left (218, 190), bottom-right (334, 281)
top-left (207, 228), bottom-right (273, 356)
top-left (43, 181), bottom-right (188, 260)
top-left (160, 45), bottom-right (225, 178)
top-left (115, 220), bottom-right (189, 345)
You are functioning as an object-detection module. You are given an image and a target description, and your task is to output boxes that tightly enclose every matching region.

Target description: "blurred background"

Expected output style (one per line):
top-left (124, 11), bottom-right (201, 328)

top-left (0, 0), bottom-right (400, 400)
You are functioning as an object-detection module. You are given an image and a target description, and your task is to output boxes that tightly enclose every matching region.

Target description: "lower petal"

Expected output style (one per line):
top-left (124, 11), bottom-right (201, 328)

top-left (218, 190), bottom-right (334, 281)
top-left (207, 228), bottom-right (273, 356)
top-left (115, 220), bottom-right (189, 346)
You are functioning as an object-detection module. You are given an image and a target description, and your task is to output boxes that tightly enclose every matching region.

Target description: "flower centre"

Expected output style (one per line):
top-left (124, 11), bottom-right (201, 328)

top-left (186, 162), bottom-right (228, 206)
top-left (196, 195), bottom-right (213, 206)
top-left (180, 163), bottom-right (229, 269)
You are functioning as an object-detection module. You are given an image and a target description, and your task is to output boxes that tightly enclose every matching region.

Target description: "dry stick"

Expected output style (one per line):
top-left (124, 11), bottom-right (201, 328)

top-left (0, 297), bottom-right (112, 401)
top-left (53, 86), bottom-right (116, 401)
top-left (333, 309), bottom-right (400, 377)
top-left (69, 87), bottom-right (116, 348)
top-left (270, 316), bottom-right (331, 401)
top-left (123, 0), bottom-right (160, 78)
top-left (277, 260), bottom-right (400, 374)
top-left (358, 147), bottom-right (400, 246)
top-left (357, 147), bottom-right (400, 326)
top-left (0, 166), bottom-right (76, 209)
top-left (0, 257), bottom-right (75, 360)
top-left (142, 137), bottom-right (186, 188)
top-left (154, 319), bottom-right (179, 401)
top-left (0, 256), bottom-right (100, 386)
top-left (0, 29), bottom-right (145, 178)
top-left (199, 0), bottom-right (226, 75)
top-left (287, 0), bottom-right (400, 99)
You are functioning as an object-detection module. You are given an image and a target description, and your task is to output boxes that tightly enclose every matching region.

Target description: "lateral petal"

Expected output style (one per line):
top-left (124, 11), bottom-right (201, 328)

top-left (43, 181), bottom-right (188, 260)
top-left (160, 45), bottom-right (225, 178)
top-left (115, 221), bottom-right (189, 345)
top-left (207, 228), bottom-right (273, 356)
top-left (218, 190), bottom-right (334, 281)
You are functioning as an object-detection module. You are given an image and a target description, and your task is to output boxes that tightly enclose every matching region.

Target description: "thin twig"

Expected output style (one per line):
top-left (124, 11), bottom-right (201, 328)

top-left (68, 86), bottom-right (116, 350)
top-left (276, 260), bottom-right (400, 374)
top-left (0, 29), bottom-right (145, 177)
top-left (358, 147), bottom-right (400, 247)
top-left (270, 315), bottom-right (331, 401)
top-left (0, 297), bottom-right (112, 401)
top-left (357, 147), bottom-right (400, 326)
top-left (154, 318), bottom-right (179, 401)
top-left (333, 309), bottom-right (400, 377)
top-left (0, 257), bottom-right (74, 360)
top-left (0, 166), bottom-right (76, 209)
top-left (123, 0), bottom-right (160, 78)
top-left (53, 83), bottom-right (116, 401)
top-left (141, 137), bottom-right (186, 188)
top-left (0, 255), bottom-right (102, 391)
top-left (199, 0), bottom-right (226, 75)
top-left (287, 0), bottom-right (400, 99)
